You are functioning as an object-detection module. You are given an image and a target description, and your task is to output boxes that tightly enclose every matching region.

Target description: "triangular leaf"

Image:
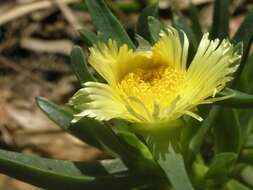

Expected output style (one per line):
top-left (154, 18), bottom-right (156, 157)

top-left (210, 0), bottom-right (230, 39)
top-left (148, 16), bottom-right (163, 43)
top-left (213, 109), bottom-right (241, 153)
top-left (70, 46), bottom-right (96, 84)
top-left (0, 149), bottom-right (158, 190)
top-left (217, 88), bottom-right (253, 108)
top-left (233, 9), bottom-right (253, 82)
top-left (85, 0), bottom-right (135, 48)
top-left (158, 146), bottom-right (194, 190)
top-left (137, 3), bottom-right (158, 43)
top-left (80, 30), bottom-right (98, 47)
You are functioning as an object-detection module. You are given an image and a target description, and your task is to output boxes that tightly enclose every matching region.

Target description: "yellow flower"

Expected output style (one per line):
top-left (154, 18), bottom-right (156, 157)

top-left (69, 27), bottom-right (241, 124)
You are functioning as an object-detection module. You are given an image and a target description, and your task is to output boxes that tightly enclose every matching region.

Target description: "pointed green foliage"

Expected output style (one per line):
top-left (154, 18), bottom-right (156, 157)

top-left (112, 121), bottom-right (158, 173)
top-left (237, 109), bottom-right (253, 148)
top-left (172, 11), bottom-right (198, 50)
top-left (233, 9), bottom-right (253, 81)
top-left (148, 16), bottom-right (163, 43)
top-left (214, 108), bottom-right (241, 153)
top-left (157, 146), bottom-right (194, 190)
top-left (172, 11), bottom-right (198, 64)
top-left (210, 0), bottom-right (229, 39)
top-left (137, 3), bottom-right (158, 43)
top-left (217, 88), bottom-right (253, 108)
top-left (36, 96), bottom-right (72, 130)
top-left (85, 0), bottom-right (135, 48)
top-left (236, 55), bottom-right (253, 143)
top-left (189, 3), bottom-right (202, 42)
top-left (36, 97), bottom-right (125, 155)
top-left (70, 46), bottom-right (96, 84)
top-left (235, 55), bottom-right (253, 146)
top-left (0, 149), bottom-right (160, 190)
top-left (188, 107), bottom-right (220, 163)
top-left (36, 97), bottom-right (161, 170)
top-left (80, 30), bottom-right (98, 47)
top-left (70, 118), bottom-right (130, 158)
top-left (238, 55), bottom-right (253, 93)
top-left (180, 117), bottom-right (199, 158)
top-left (36, 96), bottom-right (103, 148)
top-left (206, 153), bottom-right (237, 180)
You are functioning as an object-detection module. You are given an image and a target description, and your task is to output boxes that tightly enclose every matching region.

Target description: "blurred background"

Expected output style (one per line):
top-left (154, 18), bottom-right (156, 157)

top-left (0, 0), bottom-right (252, 189)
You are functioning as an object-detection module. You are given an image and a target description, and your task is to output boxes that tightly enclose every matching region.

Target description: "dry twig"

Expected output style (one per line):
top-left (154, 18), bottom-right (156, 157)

top-left (21, 37), bottom-right (73, 55)
top-left (54, 0), bottom-right (83, 32)
top-left (0, 0), bottom-right (80, 26)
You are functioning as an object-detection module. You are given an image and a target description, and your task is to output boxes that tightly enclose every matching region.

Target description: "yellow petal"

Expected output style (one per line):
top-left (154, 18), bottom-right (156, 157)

top-left (88, 39), bottom-right (150, 86)
top-left (70, 28), bottom-right (241, 125)
top-left (70, 82), bottom-right (139, 122)
top-left (152, 27), bottom-right (189, 70)
top-left (183, 33), bottom-right (241, 108)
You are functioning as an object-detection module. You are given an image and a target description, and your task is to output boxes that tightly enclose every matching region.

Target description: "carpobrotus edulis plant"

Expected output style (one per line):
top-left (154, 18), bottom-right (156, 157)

top-left (0, 1), bottom-right (253, 190)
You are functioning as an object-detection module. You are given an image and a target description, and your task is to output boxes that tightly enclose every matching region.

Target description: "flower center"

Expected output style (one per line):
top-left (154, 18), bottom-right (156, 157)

top-left (118, 65), bottom-right (185, 110)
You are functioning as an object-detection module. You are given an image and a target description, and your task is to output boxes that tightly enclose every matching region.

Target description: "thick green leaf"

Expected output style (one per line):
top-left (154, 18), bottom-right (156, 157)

top-left (206, 152), bottom-right (237, 179)
top-left (36, 97), bottom-right (160, 170)
top-left (36, 96), bottom-right (102, 148)
top-left (238, 54), bottom-right (253, 93)
top-left (233, 9), bottom-right (253, 82)
top-left (180, 117), bottom-right (199, 158)
top-left (148, 16), bottom-right (163, 43)
top-left (213, 108), bottom-right (241, 153)
top-left (72, 119), bottom-right (161, 173)
top-left (158, 146), bottom-right (194, 190)
top-left (36, 96), bottom-right (72, 130)
top-left (188, 106), bottom-right (220, 163)
top-left (189, 3), bottom-right (202, 42)
top-left (85, 0), bottom-right (135, 48)
top-left (210, 0), bottom-right (229, 39)
top-left (70, 46), bottom-right (96, 84)
top-left (112, 121), bottom-right (158, 172)
top-left (238, 109), bottom-right (253, 145)
top-left (224, 180), bottom-right (251, 190)
top-left (0, 149), bottom-right (158, 190)
top-left (217, 88), bottom-right (253, 108)
top-left (172, 11), bottom-right (198, 50)
top-left (236, 55), bottom-right (253, 147)
top-left (80, 30), bottom-right (98, 47)
top-left (67, 0), bottom-right (141, 12)
top-left (137, 3), bottom-right (158, 43)
top-left (172, 11), bottom-right (198, 64)
top-left (36, 97), bottom-right (125, 154)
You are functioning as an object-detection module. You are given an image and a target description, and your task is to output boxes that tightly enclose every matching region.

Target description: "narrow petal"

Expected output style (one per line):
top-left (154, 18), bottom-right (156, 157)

top-left (181, 31), bottom-right (189, 70)
top-left (152, 27), bottom-right (189, 71)
top-left (69, 28), bottom-right (241, 124)
top-left (89, 40), bottom-right (150, 86)
top-left (183, 34), bottom-right (241, 107)
top-left (70, 82), bottom-right (130, 122)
